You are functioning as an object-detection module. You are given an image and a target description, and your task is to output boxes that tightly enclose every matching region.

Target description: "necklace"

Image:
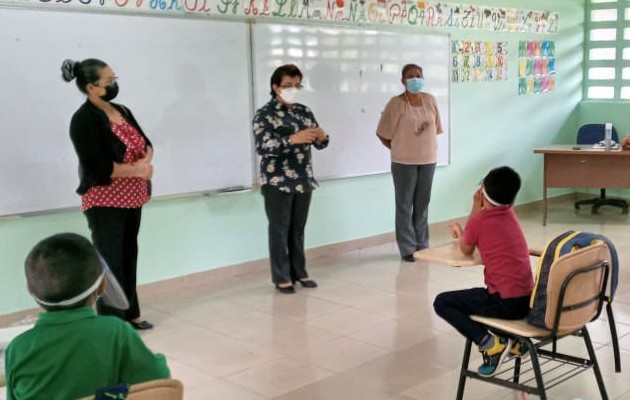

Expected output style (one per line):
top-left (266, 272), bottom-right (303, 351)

top-left (403, 91), bottom-right (425, 108)
top-left (403, 92), bottom-right (428, 135)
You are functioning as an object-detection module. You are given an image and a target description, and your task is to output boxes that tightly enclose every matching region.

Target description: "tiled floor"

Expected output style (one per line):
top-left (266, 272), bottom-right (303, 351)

top-left (3, 196), bottom-right (630, 399)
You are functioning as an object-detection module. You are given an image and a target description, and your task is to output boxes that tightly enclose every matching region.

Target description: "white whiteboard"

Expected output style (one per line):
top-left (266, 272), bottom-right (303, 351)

top-left (252, 23), bottom-right (450, 180)
top-left (0, 9), bottom-right (252, 216)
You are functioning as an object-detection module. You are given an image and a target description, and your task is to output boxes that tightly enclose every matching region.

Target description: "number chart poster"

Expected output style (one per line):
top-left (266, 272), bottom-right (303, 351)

top-left (451, 40), bottom-right (508, 83)
top-left (518, 40), bottom-right (556, 95)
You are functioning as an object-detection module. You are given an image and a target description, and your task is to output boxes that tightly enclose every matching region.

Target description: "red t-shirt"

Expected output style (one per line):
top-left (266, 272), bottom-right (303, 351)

top-left (464, 206), bottom-right (533, 299)
top-left (81, 119), bottom-right (150, 211)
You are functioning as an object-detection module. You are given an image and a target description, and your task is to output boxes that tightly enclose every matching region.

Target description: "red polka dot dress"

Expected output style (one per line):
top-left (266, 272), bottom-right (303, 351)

top-left (82, 119), bottom-right (151, 211)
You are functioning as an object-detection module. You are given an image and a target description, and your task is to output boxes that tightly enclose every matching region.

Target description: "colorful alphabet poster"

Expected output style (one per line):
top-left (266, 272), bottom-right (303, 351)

top-left (0, 0), bottom-right (559, 34)
top-left (518, 41), bottom-right (556, 95)
top-left (451, 40), bottom-right (508, 83)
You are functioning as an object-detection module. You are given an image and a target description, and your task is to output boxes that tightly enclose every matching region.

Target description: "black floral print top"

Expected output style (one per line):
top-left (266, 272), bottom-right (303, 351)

top-left (253, 98), bottom-right (329, 193)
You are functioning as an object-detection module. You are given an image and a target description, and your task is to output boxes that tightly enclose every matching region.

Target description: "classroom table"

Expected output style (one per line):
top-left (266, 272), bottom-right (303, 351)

top-left (414, 241), bottom-right (542, 267)
top-left (413, 241), bottom-right (482, 267)
top-left (533, 145), bottom-right (630, 225)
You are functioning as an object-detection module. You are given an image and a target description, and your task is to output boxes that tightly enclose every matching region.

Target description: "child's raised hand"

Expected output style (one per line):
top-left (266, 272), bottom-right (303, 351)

top-left (471, 187), bottom-right (484, 216)
top-left (449, 222), bottom-right (463, 239)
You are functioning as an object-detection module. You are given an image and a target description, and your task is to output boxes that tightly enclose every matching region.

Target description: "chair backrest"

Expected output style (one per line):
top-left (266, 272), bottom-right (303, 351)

top-left (77, 379), bottom-right (183, 400)
top-left (543, 243), bottom-right (609, 333)
top-left (577, 123), bottom-right (619, 144)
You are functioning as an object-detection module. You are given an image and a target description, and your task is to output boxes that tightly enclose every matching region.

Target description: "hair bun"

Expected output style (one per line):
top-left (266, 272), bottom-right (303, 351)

top-left (61, 59), bottom-right (78, 82)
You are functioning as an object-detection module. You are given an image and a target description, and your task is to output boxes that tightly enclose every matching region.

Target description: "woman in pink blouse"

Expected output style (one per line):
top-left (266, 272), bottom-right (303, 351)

top-left (377, 64), bottom-right (444, 262)
top-left (63, 59), bottom-right (154, 330)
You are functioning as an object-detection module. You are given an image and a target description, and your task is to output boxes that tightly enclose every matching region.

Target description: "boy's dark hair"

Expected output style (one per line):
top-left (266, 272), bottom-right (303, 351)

top-left (482, 166), bottom-right (521, 205)
top-left (270, 64), bottom-right (303, 96)
top-left (25, 233), bottom-right (102, 311)
top-left (401, 63), bottom-right (423, 79)
top-left (61, 58), bottom-right (108, 95)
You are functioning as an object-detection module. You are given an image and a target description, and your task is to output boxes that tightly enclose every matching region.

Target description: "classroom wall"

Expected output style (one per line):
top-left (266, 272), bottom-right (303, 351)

top-left (0, 0), bottom-right (585, 315)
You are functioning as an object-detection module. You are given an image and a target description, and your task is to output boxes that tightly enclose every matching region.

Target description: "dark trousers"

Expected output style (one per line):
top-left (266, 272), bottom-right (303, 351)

top-left (391, 162), bottom-right (436, 257)
top-left (433, 288), bottom-right (530, 345)
top-left (262, 185), bottom-right (312, 284)
top-left (85, 207), bottom-right (142, 321)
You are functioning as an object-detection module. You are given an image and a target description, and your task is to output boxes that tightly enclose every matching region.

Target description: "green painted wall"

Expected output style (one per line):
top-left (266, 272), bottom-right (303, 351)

top-left (0, 0), bottom-right (584, 315)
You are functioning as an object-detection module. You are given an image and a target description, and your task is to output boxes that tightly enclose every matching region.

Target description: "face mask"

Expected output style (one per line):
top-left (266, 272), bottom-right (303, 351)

top-left (280, 87), bottom-right (299, 104)
top-left (405, 78), bottom-right (425, 94)
top-left (100, 82), bottom-right (119, 102)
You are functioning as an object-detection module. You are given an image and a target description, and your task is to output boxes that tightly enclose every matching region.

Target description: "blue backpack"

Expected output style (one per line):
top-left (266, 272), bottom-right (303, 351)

top-left (527, 230), bottom-right (619, 329)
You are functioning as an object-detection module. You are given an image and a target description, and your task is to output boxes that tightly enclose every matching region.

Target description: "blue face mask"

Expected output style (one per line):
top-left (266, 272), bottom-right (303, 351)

top-left (405, 77), bottom-right (425, 94)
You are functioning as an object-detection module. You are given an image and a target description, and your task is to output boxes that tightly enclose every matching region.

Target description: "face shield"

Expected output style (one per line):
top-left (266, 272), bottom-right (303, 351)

top-left (32, 251), bottom-right (128, 310)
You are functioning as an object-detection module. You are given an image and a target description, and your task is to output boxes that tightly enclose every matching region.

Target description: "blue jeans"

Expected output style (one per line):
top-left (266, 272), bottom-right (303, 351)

top-left (433, 288), bottom-right (530, 345)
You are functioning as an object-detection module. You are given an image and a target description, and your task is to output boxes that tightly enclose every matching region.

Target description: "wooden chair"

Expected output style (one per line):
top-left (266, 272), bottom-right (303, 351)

top-left (78, 379), bottom-right (183, 400)
top-left (456, 243), bottom-right (611, 400)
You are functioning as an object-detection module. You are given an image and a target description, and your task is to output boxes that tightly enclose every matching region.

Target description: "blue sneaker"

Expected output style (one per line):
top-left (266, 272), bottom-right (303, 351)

top-left (478, 337), bottom-right (512, 377)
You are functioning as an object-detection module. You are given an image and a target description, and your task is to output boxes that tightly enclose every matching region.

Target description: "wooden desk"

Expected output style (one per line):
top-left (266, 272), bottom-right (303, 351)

top-left (414, 241), bottom-right (543, 267)
top-left (534, 145), bottom-right (630, 225)
top-left (414, 241), bottom-right (482, 267)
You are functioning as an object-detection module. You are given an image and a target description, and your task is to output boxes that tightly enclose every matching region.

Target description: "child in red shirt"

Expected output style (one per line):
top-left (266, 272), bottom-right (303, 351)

top-left (433, 166), bottom-right (534, 376)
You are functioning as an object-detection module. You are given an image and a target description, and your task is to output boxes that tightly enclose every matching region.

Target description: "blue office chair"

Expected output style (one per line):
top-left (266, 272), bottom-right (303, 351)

top-left (575, 124), bottom-right (629, 214)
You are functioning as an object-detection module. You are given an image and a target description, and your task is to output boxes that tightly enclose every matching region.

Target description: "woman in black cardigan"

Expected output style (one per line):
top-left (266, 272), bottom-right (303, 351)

top-left (63, 59), bottom-right (154, 330)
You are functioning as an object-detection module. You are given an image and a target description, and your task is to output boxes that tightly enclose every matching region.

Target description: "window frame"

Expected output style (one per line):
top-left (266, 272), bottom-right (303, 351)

top-left (584, 0), bottom-right (630, 101)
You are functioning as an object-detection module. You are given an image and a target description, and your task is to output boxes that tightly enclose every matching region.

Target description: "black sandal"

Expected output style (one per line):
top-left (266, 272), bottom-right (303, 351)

top-left (275, 284), bottom-right (296, 294)
top-left (130, 320), bottom-right (154, 330)
top-left (296, 279), bottom-right (318, 288)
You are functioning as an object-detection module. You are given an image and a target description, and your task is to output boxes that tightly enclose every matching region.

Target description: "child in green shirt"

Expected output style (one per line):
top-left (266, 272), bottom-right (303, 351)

top-left (5, 233), bottom-right (170, 400)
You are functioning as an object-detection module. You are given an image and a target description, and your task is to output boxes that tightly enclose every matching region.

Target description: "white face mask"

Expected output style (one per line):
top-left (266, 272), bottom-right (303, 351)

top-left (280, 87), bottom-right (299, 104)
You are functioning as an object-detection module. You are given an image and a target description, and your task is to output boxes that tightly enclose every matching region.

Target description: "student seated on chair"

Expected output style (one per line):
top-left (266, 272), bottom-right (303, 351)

top-left (4, 233), bottom-right (170, 400)
top-left (433, 166), bottom-right (534, 377)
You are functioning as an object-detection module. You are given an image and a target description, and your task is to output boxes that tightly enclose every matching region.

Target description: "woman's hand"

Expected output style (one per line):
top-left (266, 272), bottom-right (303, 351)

top-left (315, 127), bottom-right (328, 143)
top-left (377, 135), bottom-right (391, 149)
top-left (622, 135), bottom-right (630, 150)
top-left (289, 128), bottom-right (319, 144)
top-left (112, 159), bottom-right (152, 180)
top-left (134, 159), bottom-right (153, 180)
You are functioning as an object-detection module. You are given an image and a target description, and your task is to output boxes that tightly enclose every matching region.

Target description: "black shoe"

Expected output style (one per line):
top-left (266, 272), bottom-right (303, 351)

top-left (296, 279), bottom-right (318, 288)
top-left (275, 284), bottom-right (296, 294)
top-left (402, 254), bottom-right (416, 262)
top-left (130, 320), bottom-right (154, 330)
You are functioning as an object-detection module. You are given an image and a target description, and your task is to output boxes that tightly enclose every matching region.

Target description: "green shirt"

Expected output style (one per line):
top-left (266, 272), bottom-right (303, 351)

top-left (5, 307), bottom-right (169, 400)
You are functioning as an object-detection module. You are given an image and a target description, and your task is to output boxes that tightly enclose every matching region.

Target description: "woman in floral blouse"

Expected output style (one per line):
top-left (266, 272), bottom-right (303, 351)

top-left (253, 64), bottom-right (329, 294)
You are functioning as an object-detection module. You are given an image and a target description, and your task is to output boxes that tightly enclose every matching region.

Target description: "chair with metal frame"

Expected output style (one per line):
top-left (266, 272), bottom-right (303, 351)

top-left (456, 243), bottom-right (612, 400)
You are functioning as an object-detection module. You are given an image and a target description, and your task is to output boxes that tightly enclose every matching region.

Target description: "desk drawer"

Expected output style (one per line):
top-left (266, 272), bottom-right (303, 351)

top-left (546, 154), bottom-right (630, 188)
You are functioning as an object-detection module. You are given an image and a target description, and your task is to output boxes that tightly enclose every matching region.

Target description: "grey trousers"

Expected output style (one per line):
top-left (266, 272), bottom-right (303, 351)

top-left (391, 162), bottom-right (436, 257)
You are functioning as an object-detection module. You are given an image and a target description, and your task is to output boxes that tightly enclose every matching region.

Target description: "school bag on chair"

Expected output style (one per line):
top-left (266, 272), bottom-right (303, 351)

top-left (528, 230), bottom-right (621, 372)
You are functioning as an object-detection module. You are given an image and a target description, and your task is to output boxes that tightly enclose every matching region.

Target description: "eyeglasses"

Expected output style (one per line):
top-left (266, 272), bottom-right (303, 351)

top-left (279, 84), bottom-right (303, 90)
top-left (96, 76), bottom-right (119, 86)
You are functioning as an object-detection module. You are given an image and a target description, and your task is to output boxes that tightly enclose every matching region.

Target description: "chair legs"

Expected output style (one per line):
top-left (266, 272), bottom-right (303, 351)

top-left (526, 338), bottom-right (548, 400)
top-left (582, 327), bottom-right (609, 400)
top-left (456, 339), bottom-right (472, 400)
top-left (455, 333), bottom-right (608, 400)
top-left (606, 302), bottom-right (622, 373)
